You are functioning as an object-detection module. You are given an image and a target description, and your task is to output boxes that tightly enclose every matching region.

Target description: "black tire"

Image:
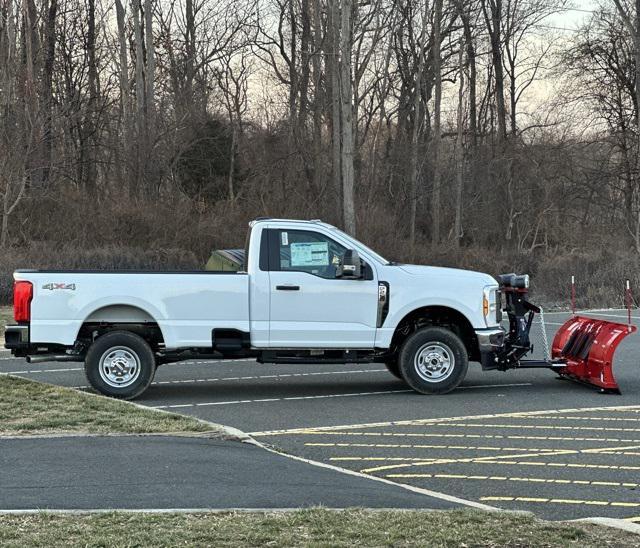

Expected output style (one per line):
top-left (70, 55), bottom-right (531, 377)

top-left (84, 330), bottom-right (156, 400)
top-left (398, 327), bottom-right (468, 395)
top-left (384, 359), bottom-right (403, 379)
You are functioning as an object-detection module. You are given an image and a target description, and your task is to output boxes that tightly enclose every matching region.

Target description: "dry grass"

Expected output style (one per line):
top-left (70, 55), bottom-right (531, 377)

top-left (0, 306), bottom-right (11, 339)
top-left (0, 509), bottom-right (635, 547)
top-left (0, 375), bottom-right (212, 436)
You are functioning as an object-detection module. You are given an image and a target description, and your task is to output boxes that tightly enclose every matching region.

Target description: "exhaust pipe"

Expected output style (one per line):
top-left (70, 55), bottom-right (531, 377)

top-left (26, 355), bottom-right (81, 364)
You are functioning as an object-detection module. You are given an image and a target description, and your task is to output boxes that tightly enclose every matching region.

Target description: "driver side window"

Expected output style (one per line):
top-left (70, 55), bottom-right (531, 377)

top-left (270, 229), bottom-right (346, 279)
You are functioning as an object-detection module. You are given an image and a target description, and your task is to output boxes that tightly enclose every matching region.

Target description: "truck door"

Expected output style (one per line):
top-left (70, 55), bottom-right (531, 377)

top-left (265, 228), bottom-right (379, 348)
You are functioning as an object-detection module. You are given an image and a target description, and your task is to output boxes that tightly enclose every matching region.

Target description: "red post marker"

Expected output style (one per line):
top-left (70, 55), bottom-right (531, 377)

top-left (626, 279), bottom-right (632, 329)
top-left (571, 275), bottom-right (576, 316)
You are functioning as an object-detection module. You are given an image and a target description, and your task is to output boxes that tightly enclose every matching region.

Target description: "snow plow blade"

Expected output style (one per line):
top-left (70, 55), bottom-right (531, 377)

top-left (551, 316), bottom-right (636, 394)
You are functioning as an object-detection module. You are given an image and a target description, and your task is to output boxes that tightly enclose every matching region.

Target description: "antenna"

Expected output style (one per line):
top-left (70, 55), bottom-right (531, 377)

top-left (571, 275), bottom-right (576, 316)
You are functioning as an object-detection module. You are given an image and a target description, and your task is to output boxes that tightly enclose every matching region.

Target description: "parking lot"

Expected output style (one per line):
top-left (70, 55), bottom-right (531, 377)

top-left (2, 309), bottom-right (639, 521)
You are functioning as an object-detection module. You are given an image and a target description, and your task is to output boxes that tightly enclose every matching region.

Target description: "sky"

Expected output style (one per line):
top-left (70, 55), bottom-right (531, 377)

top-left (548, 1), bottom-right (599, 30)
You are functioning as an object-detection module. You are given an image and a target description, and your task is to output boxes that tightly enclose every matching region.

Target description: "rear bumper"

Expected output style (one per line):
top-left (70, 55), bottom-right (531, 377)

top-left (4, 324), bottom-right (29, 351)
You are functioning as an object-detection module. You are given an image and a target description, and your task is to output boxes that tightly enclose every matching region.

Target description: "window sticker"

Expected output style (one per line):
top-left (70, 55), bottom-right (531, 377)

top-left (290, 242), bottom-right (329, 267)
top-left (281, 232), bottom-right (289, 246)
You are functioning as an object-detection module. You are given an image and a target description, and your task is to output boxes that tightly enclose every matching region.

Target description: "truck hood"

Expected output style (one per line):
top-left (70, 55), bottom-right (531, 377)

top-left (397, 264), bottom-right (497, 286)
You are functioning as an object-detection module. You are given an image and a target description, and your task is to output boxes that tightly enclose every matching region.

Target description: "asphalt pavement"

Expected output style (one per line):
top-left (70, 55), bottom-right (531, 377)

top-left (0, 435), bottom-right (456, 510)
top-left (2, 309), bottom-right (640, 521)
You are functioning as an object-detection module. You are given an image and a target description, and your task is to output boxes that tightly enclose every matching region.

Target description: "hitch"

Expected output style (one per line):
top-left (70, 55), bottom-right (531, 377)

top-left (491, 273), bottom-right (636, 394)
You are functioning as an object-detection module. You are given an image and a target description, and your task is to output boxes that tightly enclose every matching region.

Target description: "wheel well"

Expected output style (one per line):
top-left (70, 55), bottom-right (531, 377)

top-left (77, 305), bottom-right (165, 352)
top-left (390, 306), bottom-right (479, 361)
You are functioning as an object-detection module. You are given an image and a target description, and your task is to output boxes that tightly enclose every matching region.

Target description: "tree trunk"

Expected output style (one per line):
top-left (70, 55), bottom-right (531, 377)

top-left (454, 40), bottom-right (465, 247)
top-left (115, 0), bottom-right (132, 194)
top-left (41, 0), bottom-right (57, 187)
top-left (483, 0), bottom-right (507, 142)
top-left (339, 0), bottom-right (356, 235)
top-left (85, 0), bottom-right (98, 193)
top-left (459, 4), bottom-right (477, 148)
top-left (408, 0), bottom-right (430, 258)
top-left (144, 0), bottom-right (155, 122)
top-left (431, 0), bottom-right (443, 246)
top-left (133, 0), bottom-right (145, 193)
top-left (328, 0), bottom-right (342, 222)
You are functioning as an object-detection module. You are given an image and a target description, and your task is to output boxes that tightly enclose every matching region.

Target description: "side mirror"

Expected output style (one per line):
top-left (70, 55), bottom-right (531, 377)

top-left (336, 249), bottom-right (362, 279)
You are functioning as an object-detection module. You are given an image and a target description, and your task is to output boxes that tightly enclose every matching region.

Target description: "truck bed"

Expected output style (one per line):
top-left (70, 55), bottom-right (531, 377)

top-left (14, 270), bottom-right (250, 349)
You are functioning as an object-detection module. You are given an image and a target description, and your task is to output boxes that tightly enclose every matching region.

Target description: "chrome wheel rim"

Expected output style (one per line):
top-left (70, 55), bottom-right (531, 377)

top-left (414, 342), bottom-right (454, 383)
top-left (98, 347), bottom-right (141, 388)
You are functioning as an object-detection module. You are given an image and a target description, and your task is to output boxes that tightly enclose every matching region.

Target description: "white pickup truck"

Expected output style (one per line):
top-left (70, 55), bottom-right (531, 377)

top-left (5, 218), bottom-right (506, 399)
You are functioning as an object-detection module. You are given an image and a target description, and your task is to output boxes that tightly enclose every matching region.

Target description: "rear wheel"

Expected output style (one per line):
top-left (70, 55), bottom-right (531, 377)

top-left (85, 330), bottom-right (156, 400)
top-left (398, 327), bottom-right (468, 394)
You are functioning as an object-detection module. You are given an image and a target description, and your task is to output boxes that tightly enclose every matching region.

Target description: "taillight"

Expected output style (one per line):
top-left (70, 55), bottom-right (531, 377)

top-left (14, 281), bottom-right (33, 323)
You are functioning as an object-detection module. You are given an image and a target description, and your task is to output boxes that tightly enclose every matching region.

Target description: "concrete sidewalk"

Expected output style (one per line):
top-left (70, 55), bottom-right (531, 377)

top-left (0, 435), bottom-right (458, 510)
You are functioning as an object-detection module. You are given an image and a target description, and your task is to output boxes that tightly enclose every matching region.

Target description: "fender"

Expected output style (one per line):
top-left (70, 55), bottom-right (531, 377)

top-left (376, 297), bottom-right (481, 349)
top-left (76, 297), bottom-right (170, 346)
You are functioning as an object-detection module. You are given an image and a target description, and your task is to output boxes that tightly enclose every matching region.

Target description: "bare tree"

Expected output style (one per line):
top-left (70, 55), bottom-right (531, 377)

top-left (340, 0), bottom-right (356, 235)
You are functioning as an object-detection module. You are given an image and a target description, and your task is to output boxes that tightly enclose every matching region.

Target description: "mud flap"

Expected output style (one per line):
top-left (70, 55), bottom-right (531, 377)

top-left (551, 316), bottom-right (637, 393)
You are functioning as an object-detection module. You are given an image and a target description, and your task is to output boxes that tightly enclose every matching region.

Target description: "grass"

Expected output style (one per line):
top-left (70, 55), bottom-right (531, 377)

top-left (0, 375), bottom-right (212, 436)
top-left (0, 305), bottom-right (11, 339)
top-left (0, 509), bottom-right (635, 547)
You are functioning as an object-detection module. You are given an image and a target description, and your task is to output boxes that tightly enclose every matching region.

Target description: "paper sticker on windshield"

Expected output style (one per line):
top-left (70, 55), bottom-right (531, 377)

top-left (281, 232), bottom-right (288, 246)
top-left (290, 242), bottom-right (329, 266)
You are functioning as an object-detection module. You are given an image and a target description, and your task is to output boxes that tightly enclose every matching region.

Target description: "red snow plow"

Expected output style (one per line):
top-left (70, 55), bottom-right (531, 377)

top-left (485, 274), bottom-right (636, 394)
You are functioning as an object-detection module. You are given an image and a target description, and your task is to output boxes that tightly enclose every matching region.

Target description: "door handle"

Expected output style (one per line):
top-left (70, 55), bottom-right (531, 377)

top-left (276, 285), bottom-right (300, 291)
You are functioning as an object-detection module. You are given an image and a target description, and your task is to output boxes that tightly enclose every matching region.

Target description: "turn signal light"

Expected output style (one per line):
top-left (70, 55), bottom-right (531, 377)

top-left (13, 281), bottom-right (33, 323)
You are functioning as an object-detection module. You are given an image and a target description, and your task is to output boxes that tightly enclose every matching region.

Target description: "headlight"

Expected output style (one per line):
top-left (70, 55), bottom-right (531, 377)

top-left (483, 286), bottom-right (500, 325)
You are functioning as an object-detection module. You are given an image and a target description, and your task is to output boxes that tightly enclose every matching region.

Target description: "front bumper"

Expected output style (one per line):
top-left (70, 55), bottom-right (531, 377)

top-left (475, 327), bottom-right (505, 352)
top-left (4, 324), bottom-right (29, 352)
top-left (475, 327), bottom-right (506, 371)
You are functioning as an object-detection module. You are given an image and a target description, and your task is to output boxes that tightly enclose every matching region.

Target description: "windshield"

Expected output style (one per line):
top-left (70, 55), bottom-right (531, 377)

top-left (329, 227), bottom-right (389, 264)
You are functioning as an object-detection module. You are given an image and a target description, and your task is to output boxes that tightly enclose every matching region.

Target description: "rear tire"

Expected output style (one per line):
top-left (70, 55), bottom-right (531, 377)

top-left (85, 330), bottom-right (156, 400)
top-left (398, 327), bottom-right (468, 394)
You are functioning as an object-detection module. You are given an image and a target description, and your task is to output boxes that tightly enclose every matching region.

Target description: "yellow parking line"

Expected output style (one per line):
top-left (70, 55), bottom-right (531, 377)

top-left (507, 415), bottom-right (640, 423)
top-left (359, 441), bottom-right (640, 474)
top-left (360, 449), bottom-right (574, 474)
top-left (625, 516), bottom-right (640, 522)
top-left (383, 473), bottom-right (638, 488)
top-left (481, 497), bottom-right (640, 508)
top-left (332, 457), bottom-right (423, 462)
top-left (437, 423), bottom-right (640, 433)
top-left (278, 430), bottom-right (640, 444)
top-left (597, 451), bottom-right (640, 456)
top-left (471, 460), bottom-right (640, 471)
top-left (304, 442), bottom-right (556, 452)
top-left (249, 405), bottom-right (640, 436)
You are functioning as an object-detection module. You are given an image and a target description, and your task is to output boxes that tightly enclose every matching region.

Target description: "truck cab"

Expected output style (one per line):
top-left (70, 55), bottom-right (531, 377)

top-left (5, 218), bottom-right (504, 399)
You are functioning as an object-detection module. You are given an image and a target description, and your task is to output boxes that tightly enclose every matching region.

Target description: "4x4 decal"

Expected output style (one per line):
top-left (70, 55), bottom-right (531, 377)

top-left (42, 283), bottom-right (76, 291)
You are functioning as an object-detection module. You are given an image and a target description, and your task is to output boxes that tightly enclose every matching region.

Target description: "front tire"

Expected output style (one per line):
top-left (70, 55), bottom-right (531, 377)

top-left (384, 359), bottom-right (403, 379)
top-left (398, 327), bottom-right (468, 394)
top-left (85, 330), bottom-right (156, 400)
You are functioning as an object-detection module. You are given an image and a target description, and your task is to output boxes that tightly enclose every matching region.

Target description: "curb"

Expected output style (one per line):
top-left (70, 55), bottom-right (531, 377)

top-left (0, 507), bottom-right (530, 516)
top-left (0, 508), bottom-right (448, 515)
top-left (571, 517), bottom-right (640, 536)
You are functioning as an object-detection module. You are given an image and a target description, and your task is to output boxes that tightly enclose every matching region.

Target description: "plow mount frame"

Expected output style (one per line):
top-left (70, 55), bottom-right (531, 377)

top-left (490, 274), bottom-right (636, 394)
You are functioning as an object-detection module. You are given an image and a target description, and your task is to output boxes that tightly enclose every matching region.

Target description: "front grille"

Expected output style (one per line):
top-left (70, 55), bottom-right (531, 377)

top-left (496, 290), bottom-right (503, 323)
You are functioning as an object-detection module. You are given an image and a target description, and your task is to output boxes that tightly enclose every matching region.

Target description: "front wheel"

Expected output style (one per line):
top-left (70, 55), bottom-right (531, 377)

top-left (398, 327), bottom-right (468, 394)
top-left (84, 330), bottom-right (156, 400)
top-left (384, 359), bottom-right (403, 379)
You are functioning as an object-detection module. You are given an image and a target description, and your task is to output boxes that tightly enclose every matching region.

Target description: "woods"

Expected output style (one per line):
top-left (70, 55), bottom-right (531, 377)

top-left (0, 0), bottom-right (639, 306)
